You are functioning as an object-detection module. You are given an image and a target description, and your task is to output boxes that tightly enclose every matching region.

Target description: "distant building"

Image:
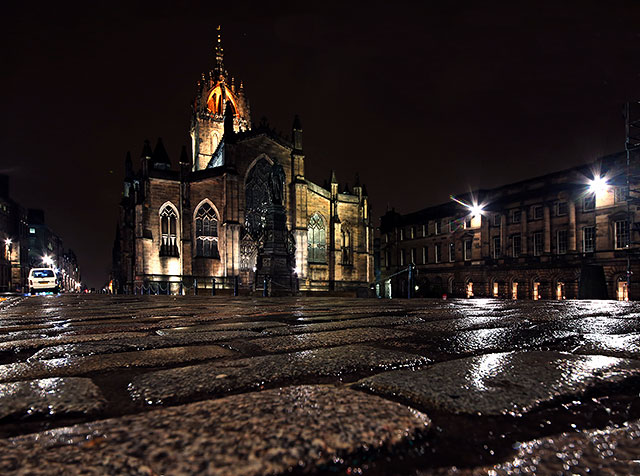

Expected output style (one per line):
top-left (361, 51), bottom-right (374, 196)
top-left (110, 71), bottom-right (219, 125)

top-left (379, 151), bottom-right (640, 301)
top-left (0, 175), bottom-right (29, 292)
top-left (27, 209), bottom-right (81, 292)
top-left (112, 31), bottom-right (373, 294)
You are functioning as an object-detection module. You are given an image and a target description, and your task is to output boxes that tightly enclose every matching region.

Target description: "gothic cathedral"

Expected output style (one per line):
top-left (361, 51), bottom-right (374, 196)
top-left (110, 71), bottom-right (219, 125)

top-left (112, 31), bottom-right (374, 294)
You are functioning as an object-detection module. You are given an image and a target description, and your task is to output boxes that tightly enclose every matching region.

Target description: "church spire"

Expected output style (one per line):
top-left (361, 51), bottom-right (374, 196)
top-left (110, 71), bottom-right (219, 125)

top-left (215, 25), bottom-right (224, 75)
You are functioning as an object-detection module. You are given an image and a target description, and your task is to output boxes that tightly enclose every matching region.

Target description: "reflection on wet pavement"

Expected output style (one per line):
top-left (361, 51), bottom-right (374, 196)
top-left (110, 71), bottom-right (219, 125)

top-left (1, 294), bottom-right (640, 475)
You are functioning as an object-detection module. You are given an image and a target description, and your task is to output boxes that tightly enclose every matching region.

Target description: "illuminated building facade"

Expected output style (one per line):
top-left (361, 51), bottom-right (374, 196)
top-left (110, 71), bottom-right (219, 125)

top-left (379, 151), bottom-right (640, 300)
top-left (0, 175), bottom-right (29, 293)
top-left (112, 32), bottom-right (374, 293)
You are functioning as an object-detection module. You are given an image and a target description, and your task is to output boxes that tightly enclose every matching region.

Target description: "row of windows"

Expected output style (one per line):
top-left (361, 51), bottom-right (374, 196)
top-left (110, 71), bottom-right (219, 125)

top-left (159, 205), bottom-right (352, 265)
top-left (393, 221), bottom-right (630, 266)
top-left (397, 190), bottom-right (630, 241)
top-left (159, 202), bottom-right (219, 258)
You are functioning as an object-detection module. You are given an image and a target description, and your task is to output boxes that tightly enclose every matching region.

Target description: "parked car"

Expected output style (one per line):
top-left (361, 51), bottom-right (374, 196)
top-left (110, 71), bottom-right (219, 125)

top-left (28, 268), bottom-right (59, 294)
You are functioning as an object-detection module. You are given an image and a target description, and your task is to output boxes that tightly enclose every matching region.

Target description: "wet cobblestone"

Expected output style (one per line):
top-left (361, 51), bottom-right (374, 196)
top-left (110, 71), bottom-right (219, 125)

top-left (1, 294), bottom-right (639, 474)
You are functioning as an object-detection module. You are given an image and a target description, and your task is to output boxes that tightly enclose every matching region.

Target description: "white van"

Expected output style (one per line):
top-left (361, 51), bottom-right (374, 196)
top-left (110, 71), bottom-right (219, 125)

top-left (28, 268), bottom-right (59, 294)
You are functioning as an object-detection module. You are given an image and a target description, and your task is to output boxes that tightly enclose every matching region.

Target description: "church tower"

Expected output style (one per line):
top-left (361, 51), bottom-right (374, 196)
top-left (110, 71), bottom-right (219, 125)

top-left (190, 27), bottom-right (251, 171)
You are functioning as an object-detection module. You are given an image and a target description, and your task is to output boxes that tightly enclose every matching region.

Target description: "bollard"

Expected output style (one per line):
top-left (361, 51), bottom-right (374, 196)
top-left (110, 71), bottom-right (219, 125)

top-left (263, 277), bottom-right (268, 297)
top-left (234, 275), bottom-right (239, 296)
top-left (211, 278), bottom-right (216, 296)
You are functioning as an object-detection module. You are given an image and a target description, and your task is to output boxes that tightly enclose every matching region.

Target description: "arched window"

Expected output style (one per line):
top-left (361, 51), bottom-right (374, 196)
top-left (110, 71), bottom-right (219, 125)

top-left (245, 158), bottom-right (272, 239)
top-left (341, 228), bottom-right (352, 266)
top-left (160, 205), bottom-right (179, 257)
top-left (308, 213), bottom-right (326, 263)
top-left (195, 203), bottom-right (219, 258)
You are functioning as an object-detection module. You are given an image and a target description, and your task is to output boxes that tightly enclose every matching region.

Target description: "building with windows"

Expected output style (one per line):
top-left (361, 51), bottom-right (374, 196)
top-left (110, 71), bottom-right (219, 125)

top-left (112, 32), bottom-right (373, 294)
top-left (0, 175), bottom-right (29, 292)
top-left (379, 151), bottom-right (640, 300)
top-left (27, 209), bottom-right (82, 292)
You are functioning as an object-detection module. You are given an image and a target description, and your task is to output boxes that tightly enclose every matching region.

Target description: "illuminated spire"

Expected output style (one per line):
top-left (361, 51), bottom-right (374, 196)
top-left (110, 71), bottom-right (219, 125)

top-left (215, 25), bottom-right (224, 74)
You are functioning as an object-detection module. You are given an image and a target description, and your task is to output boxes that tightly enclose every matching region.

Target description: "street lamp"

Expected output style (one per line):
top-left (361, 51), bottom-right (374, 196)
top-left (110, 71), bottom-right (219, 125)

top-left (588, 175), bottom-right (608, 195)
top-left (42, 255), bottom-right (54, 268)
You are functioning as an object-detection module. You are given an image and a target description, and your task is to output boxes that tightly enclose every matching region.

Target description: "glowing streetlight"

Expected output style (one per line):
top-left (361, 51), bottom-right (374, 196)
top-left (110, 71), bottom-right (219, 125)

top-left (4, 238), bottom-right (11, 246)
top-left (42, 255), bottom-right (54, 268)
top-left (588, 175), bottom-right (608, 195)
top-left (450, 195), bottom-right (485, 217)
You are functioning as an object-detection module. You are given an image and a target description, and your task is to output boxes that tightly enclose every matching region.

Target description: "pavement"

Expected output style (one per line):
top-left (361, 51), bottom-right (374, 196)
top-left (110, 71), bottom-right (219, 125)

top-left (0, 295), bottom-right (639, 475)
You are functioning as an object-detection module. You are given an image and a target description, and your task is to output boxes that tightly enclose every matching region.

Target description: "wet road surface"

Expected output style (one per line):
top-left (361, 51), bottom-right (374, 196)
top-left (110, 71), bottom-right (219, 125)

top-left (0, 295), bottom-right (639, 474)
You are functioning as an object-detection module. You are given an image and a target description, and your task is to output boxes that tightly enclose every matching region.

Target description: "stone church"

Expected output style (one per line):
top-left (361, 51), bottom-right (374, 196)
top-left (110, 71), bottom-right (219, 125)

top-left (112, 31), bottom-right (373, 294)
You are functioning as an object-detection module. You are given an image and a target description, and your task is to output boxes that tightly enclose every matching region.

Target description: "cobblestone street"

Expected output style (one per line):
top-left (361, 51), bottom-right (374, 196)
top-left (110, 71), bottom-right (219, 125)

top-left (1, 295), bottom-right (640, 475)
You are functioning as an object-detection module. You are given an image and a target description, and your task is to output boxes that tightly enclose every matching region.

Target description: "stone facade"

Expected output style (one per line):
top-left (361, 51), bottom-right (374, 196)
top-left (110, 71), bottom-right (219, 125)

top-left (112, 33), bottom-right (373, 294)
top-left (379, 151), bottom-right (640, 300)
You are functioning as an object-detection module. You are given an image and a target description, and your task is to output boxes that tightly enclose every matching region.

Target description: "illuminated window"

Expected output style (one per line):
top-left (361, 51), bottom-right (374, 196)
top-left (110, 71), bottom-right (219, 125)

top-left (449, 242), bottom-right (455, 262)
top-left (533, 232), bottom-right (544, 256)
top-left (556, 282), bottom-right (565, 300)
top-left (410, 227), bottom-right (415, 239)
top-left (512, 234), bottom-right (521, 258)
top-left (195, 203), bottom-right (218, 258)
top-left (615, 220), bottom-right (630, 249)
top-left (308, 213), bottom-right (326, 263)
top-left (614, 187), bottom-right (627, 203)
top-left (511, 210), bottom-right (521, 224)
top-left (434, 221), bottom-right (441, 235)
top-left (617, 277), bottom-right (629, 301)
top-left (511, 281), bottom-right (518, 300)
top-left (410, 248), bottom-right (416, 264)
top-left (466, 281), bottom-right (474, 298)
top-left (434, 244), bottom-right (441, 263)
top-left (399, 228), bottom-right (404, 241)
top-left (29, 227), bottom-right (35, 234)
top-left (532, 281), bottom-right (540, 300)
top-left (492, 281), bottom-right (499, 297)
top-left (464, 239), bottom-right (472, 261)
top-left (556, 202), bottom-right (568, 216)
top-left (583, 195), bottom-right (595, 212)
top-left (160, 205), bottom-right (179, 257)
top-left (492, 236), bottom-right (501, 259)
top-left (582, 226), bottom-right (595, 253)
top-left (556, 230), bottom-right (567, 255)
top-left (422, 224), bottom-right (426, 237)
top-left (341, 228), bottom-right (352, 266)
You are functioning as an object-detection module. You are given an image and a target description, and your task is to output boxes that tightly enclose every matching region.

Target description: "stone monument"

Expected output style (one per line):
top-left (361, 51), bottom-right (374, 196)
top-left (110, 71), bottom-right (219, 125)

top-left (255, 160), bottom-right (297, 295)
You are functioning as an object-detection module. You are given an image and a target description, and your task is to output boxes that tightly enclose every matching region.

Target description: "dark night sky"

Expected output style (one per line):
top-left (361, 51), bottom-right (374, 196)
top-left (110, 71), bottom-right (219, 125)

top-left (3, 0), bottom-right (640, 287)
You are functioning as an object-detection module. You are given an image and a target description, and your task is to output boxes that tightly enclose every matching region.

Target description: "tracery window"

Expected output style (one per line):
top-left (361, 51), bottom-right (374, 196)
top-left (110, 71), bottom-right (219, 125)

top-left (245, 158), bottom-right (272, 239)
top-left (240, 232), bottom-right (258, 271)
top-left (195, 203), bottom-right (219, 258)
top-left (308, 213), bottom-right (326, 263)
top-left (342, 228), bottom-right (352, 266)
top-left (160, 205), bottom-right (179, 257)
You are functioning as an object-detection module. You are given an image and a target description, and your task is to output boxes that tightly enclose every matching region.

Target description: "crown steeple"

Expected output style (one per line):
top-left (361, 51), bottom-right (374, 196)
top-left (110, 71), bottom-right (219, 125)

top-left (190, 28), bottom-right (252, 171)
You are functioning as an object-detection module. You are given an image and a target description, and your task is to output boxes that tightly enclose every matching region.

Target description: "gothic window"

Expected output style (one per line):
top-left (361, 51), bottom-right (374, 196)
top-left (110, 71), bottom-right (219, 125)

top-left (245, 158), bottom-right (272, 239)
top-left (195, 203), bottom-right (219, 258)
top-left (341, 228), bottom-right (352, 266)
top-left (159, 205), bottom-right (179, 257)
top-left (308, 213), bottom-right (326, 263)
top-left (240, 232), bottom-right (258, 271)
